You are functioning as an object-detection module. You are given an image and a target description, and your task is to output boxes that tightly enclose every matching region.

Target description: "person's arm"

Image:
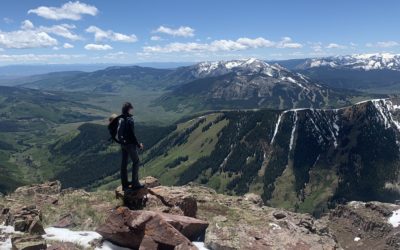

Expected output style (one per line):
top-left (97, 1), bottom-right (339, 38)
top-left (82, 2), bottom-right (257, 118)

top-left (129, 117), bottom-right (141, 148)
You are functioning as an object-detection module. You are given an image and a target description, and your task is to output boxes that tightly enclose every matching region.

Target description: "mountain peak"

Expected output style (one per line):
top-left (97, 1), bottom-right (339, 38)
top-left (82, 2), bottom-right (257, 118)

top-left (189, 58), bottom-right (293, 78)
top-left (195, 58), bottom-right (269, 69)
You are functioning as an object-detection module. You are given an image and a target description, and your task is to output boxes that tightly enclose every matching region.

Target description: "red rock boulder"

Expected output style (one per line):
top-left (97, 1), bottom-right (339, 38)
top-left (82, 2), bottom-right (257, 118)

top-left (96, 207), bottom-right (208, 249)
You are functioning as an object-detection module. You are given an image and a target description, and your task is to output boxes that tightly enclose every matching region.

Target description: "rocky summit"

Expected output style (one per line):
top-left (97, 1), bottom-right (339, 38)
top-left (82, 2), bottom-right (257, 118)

top-left (0, 179), bottom-right (399, 249)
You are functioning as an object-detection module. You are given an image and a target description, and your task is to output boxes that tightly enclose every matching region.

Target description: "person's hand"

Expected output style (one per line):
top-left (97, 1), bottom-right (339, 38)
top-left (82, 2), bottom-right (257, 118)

top-left (139, 143), bottom-right (144, 150)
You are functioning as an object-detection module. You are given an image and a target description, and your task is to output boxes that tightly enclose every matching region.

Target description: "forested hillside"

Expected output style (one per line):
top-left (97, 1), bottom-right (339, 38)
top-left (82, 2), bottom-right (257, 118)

top-left (94, 99), bottom-right (400, 215)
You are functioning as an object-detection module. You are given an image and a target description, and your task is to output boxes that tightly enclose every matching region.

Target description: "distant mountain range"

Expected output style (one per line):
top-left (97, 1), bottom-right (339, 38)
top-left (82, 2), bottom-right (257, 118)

top-left (0, 62), bottom-right (195, 79)
top-left (0, 64), bottom-right (113, 78)
top-left (5, 55), bottom-right (398, 96)
top-left (11, 58), bottom-right (372, 112)
top-left (157, 58), bottom-right (364, 111)
top-left (273, 53), bottom-right (400, 92)
top-left (271, 53), bottom-right (400, 71)
top-left (296, 53), bottom-right (400, 71)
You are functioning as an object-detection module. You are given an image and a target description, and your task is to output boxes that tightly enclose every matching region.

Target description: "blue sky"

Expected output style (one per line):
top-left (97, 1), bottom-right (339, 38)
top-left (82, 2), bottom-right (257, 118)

top-left (0, 0), bottom-right (399, 65)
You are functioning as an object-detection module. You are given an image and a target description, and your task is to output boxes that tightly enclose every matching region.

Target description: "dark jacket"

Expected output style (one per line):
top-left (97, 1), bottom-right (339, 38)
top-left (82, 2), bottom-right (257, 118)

top-left (119, 114), bottom-right (140, 147)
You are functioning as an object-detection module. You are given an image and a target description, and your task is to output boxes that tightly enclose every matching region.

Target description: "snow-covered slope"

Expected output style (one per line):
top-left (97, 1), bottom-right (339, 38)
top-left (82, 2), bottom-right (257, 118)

top-left (189, 58), bottom-right (279, 77)
top-left (301, 53), bottom-right (400, 71)
top-left (188, 58), bottom-right (311, 80)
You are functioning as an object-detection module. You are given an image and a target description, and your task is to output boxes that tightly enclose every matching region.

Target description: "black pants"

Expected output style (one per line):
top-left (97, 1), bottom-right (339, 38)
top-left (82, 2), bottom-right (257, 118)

top-left (120, 144), bottom-right (140, 188)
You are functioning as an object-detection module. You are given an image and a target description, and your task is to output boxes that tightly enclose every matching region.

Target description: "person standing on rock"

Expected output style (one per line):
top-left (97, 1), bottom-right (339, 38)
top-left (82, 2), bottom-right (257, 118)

top-left (109, 102), bottom-right (144, 191)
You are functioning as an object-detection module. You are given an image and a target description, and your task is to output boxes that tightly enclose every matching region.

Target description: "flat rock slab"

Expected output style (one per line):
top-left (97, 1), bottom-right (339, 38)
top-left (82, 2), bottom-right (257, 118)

top-left (153, 212), bottom-right (208, 241)
top-left (147, 186), bottom-right (198, 217)
top-left (53, 213), bottom-right (76, 228)
top-left (115, 185), bottom-right (198, 217)
top-left (96, 207), bottom-right (205, 249)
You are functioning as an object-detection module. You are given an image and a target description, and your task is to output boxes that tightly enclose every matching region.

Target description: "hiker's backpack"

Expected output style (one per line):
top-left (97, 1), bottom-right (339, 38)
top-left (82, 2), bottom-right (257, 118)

top-left (108, 115), bottom-right (128, 144)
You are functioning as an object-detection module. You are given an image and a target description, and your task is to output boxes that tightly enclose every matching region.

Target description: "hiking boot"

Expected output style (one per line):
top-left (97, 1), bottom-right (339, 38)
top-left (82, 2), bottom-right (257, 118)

top-left (131, 184), bottom-right (145, 190)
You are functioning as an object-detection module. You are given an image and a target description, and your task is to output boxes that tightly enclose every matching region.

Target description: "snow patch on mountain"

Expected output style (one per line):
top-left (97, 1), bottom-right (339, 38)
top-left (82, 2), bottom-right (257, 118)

top-left (305, 109), bottom-right (340, 148)
top-left (289, 111), bottom-right (298, 152)
top-left (388, 209), bottom-right (400, 227)
top-left (270, 108), bottom-right (340, 149)
top-left (282, 76), bottom-right (309, 91)
top-left (193, 58), bottom-right (269, 77)
top-left (44, 227), bottom-right (103, 248)
top-left (332, 111), bottom-right (340, 148)
top-left (191, 58), bottom-right (313, 87)
top-left (370, 99), bottom-right (400, 131)
top-left (0, 224), bottom-right (16, 250)
top-left (270, 111), bottom-right (289, 144)
top-left (0, 237), bottom-right (11, 250)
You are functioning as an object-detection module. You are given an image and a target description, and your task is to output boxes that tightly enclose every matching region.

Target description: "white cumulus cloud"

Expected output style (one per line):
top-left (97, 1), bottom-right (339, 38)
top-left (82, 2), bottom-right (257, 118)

top-left (150, 36), bottom-right (162, 41)
top-left (84, 43), bottom-right (113, 50)
top-left (142, 37), bottom-right (300, 54)
top-left (0, 29), bottom-right (58, 49)
top-left (21, 20), bottom-right (34, 30)
top-left (366, 41), bottom-right (399, 48)
top-left (276, 37), bottom-right (303, 48)
top-left (28, 1), bottom-right (98, 21)
top-left (326, 43), bottom-right (347, 49)
top-left (155, 26), bottom-right (195, 37)
top-left (19, 20), bottom-right (82, 41)
top-left (236, 37), bottom-right (275, 48)
top-left (40, 24), bottom-right (81, 41)
top-left (63, 43), bottom-right (74, 49)
top-left (86, 26), bottom-right (137, 43)
top-left (0, 53), bottom-right (85, 63)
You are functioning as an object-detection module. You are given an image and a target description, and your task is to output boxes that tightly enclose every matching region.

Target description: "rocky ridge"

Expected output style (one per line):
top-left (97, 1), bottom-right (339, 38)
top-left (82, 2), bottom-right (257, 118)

top-left (0, 179), bottom-right (399, 249)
